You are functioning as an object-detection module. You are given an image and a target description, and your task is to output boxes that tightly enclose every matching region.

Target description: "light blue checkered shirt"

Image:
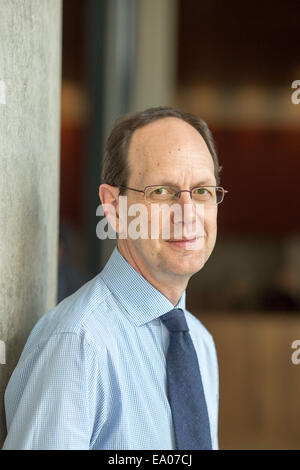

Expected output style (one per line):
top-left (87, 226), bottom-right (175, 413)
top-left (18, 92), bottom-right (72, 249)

top-left (3, 246), bottom-right (219, 450)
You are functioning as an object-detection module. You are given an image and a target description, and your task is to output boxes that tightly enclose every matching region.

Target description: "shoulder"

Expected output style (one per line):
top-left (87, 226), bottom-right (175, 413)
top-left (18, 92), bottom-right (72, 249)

top-left (19, 273), bottom-right (112, 362)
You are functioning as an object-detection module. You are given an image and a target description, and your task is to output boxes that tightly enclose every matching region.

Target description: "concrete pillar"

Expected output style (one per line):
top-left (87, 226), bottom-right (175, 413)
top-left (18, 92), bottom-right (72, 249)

top-left (0, 0), bottom-right (62, 446)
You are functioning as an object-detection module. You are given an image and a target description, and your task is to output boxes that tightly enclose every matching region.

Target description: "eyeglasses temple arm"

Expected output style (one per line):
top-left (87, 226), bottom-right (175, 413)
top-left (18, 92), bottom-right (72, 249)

top-left (119, 185), bottom-right (145, 194)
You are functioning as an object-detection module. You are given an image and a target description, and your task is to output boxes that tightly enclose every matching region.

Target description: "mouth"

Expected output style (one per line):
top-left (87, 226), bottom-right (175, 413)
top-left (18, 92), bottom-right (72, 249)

top-left (165, 236), bottom-right (204, 250)
top-left (167, 236), bottom-right (198, 242)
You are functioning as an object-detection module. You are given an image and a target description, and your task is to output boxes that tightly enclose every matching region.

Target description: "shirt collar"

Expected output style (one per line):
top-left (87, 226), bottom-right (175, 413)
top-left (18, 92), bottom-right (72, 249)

top-left (99, 245), bottom-right (186, 326)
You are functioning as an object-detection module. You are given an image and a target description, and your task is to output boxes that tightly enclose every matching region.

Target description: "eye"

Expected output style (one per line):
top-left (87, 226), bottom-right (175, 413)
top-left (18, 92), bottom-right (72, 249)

top-left (153, 187), bottom-right (168, 195)
top-left (192, 187), bottom-right (214, 201)
top-left (146, 186), bottom-right (176, 202)
top-left (195, 187), bottom-right (210, 195)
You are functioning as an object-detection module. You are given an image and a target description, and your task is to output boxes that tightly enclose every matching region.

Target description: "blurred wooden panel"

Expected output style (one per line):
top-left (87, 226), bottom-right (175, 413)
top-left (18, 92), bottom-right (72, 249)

top-left (177, 0), bottom-right (300, 87)
top-left (214, 128), bottom-right (300, 236)
top-left (197, 312), bottom-right (300, 449)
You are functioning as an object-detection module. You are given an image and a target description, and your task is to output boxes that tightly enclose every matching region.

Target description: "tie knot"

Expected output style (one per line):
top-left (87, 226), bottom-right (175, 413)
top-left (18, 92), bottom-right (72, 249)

top-left (160, 308), bottom-right (189, 332)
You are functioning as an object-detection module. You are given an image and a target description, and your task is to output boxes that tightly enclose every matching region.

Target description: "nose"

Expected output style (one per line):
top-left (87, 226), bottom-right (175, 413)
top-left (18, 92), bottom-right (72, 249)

top-left (178, 190), bottom-right (193, 204)
top-left (171, 190), bottom-right (197, 225)
top-left (179, 188), bottom-right (195, 206)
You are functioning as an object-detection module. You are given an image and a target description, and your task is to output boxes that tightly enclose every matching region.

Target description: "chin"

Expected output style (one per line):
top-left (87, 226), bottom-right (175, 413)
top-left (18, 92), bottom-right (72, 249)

top-left (163, 252), bottom-right (207, 277)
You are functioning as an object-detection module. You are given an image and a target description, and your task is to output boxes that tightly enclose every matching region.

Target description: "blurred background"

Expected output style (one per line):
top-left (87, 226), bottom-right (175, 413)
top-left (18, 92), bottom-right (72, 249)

top-left (59, 0), bottom-right (300, 449)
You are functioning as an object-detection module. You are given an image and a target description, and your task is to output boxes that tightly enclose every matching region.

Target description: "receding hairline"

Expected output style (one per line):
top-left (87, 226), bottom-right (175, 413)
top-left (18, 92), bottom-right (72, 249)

top-left (126, 116), bottom-right (216, 176)
top-left (101, 106), bottom-right (222, 190)
top-left (129, 115), bottom-right (209, 141)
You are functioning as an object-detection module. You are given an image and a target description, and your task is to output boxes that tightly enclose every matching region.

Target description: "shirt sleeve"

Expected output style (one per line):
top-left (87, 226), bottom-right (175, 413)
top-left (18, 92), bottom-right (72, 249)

top-left (3, 332), bottom-right (103, 450)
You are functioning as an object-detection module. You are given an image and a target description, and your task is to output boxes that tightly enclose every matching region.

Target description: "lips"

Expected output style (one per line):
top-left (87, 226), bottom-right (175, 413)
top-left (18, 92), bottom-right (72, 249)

top-left (167, 236), bottom-right (200, 242)
top-left (165, 235), bottom-right (205, 251)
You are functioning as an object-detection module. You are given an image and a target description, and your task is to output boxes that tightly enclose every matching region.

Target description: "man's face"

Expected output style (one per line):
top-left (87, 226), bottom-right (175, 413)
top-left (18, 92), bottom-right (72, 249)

top-left (118, 117), bottom-right (218, 283)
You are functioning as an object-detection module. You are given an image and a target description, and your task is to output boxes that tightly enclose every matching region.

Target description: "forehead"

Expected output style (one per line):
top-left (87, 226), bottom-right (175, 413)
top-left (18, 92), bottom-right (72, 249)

top-left (127, 117), bottom-right (215, 184)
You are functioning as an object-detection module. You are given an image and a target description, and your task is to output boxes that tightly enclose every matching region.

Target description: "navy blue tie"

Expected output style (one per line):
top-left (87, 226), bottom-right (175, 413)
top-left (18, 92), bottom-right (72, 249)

top-left (160, 308), bottom-right (212, 450)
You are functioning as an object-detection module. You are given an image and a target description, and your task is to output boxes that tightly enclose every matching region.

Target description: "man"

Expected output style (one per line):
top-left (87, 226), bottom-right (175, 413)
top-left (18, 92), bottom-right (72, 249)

top-left (3, 106), bottom-right (227, 450)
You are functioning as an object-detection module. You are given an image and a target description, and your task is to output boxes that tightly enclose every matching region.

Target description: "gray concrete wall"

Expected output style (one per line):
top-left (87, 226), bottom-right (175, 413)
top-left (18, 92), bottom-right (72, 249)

top-left (0, 0), bottom-right (62, 446)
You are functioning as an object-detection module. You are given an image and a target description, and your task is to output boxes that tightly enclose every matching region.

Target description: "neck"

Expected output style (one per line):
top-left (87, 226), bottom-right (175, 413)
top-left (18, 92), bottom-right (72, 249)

top-left (117, 241), bottom-right (187, 306)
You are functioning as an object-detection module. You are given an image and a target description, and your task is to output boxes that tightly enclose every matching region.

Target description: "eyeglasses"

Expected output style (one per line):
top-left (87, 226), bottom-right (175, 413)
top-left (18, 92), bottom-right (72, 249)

top-left (119, 185), bottom-right (228, 205)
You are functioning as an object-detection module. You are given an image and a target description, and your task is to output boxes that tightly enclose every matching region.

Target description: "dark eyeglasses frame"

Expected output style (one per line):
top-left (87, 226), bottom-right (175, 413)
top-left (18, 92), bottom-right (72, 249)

top-left (118, 184), bottom-right (228, 204)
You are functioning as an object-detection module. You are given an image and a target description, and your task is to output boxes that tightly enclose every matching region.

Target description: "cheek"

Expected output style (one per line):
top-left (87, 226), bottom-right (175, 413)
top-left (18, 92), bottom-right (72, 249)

top-left (203, 207), bottom-right (217, 235)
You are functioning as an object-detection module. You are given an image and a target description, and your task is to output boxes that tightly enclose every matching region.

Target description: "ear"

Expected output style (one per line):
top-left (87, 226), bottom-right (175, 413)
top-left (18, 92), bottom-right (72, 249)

top-left (99, 184), bottom-right (126, 235)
